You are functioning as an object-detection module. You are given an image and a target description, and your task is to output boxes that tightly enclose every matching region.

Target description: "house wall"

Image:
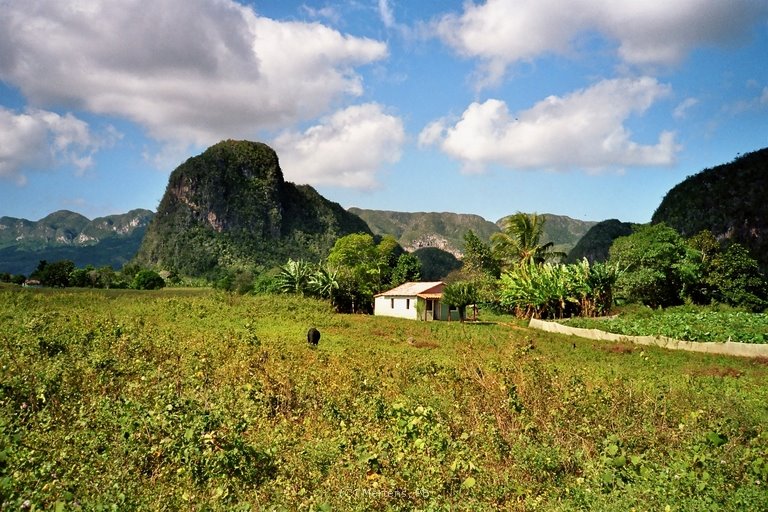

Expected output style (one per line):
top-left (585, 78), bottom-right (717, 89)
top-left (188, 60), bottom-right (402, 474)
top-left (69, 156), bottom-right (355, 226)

top-left (374, 295), bottom-right (418, 320)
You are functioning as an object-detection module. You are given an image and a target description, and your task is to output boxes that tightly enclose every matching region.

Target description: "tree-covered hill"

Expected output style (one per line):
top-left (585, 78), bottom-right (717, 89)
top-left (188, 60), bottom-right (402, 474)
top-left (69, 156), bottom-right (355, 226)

top-left (652, 147), bottom-right (768, 270)
top-left (348, 208), bottom-right (499, 258)
top-left (349, 208), bottom-right (595, 258)
top-left (0, 209), bottom-right (153, 275)
top-left (135, 140), bottom-right (371, 277)
top-left (498, 213), bottom-right (597, 255)
top-left (566, 219), bottom-right (636, 263)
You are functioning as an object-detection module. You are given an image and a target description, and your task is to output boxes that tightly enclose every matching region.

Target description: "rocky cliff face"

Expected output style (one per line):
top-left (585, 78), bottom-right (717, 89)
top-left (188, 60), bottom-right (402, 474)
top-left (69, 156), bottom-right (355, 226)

top-left (136, 140), bottom-right (371, 276)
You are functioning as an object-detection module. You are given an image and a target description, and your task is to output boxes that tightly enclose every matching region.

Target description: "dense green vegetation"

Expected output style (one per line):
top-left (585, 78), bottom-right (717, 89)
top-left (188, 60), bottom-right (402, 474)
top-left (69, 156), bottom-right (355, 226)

top-left (565, 305), bottom-right (768, 344)
top-left (135, 140), bottom-right (371, 278)
top-left (652, 147), bottom-right (768, 271)
top-left (608, 224), bottom-right (767, 312)
top-left (2, 288), bottom-right (766, 510)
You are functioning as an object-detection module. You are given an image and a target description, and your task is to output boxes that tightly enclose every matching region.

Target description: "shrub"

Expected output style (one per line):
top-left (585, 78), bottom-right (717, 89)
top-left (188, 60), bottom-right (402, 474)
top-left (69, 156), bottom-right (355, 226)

top-left (132, 269), bottom-right (166, 290)
top-left (499, 259), bottom-right (619, 318)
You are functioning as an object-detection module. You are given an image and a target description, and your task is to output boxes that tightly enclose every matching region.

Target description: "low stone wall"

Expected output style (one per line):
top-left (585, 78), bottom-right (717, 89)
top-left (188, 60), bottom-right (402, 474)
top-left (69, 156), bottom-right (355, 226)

top-left (528, 318), bottom-right (768, 358)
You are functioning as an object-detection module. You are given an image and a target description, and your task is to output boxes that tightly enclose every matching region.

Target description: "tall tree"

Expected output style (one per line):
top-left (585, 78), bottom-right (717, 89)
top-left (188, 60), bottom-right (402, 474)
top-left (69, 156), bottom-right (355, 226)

top-left (389, 253), bottom-right (421, 287)
top-left (491, 212), bottom-right (560, 269)
top-left (463, 230), bottom-right (501, 278)
top-left (608, 223), bottom-right (689, 308)
top-left (327, 233), bottom-right (380, 313)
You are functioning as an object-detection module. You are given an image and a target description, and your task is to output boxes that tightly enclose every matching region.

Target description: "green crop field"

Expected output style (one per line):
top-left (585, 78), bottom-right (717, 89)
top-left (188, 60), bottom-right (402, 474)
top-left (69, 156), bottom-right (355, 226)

top-left (1, 288), bottom-right (767, 511)
top-left (564, 305), bottom-right (768, 344)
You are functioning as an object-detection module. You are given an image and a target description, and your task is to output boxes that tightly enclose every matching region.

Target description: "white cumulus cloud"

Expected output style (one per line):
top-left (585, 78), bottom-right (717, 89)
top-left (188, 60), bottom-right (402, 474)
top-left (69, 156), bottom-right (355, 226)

top-left (273, 103), bottom-right (405, 189)
top-left (420, 77), bottom-right (679, 172)
top-left (0, 0), bottom-right (388, 148)
top-left (0, 107), bottom-right (107, 184)
top-left (434, 0), bottom-right (768, 87)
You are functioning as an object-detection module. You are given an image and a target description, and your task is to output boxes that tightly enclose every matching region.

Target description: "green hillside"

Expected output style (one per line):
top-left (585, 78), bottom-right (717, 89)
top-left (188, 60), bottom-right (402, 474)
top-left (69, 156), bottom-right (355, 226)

top-left (0, 209), bottom-right (153, 275)
top-left (652, 147), bottom-right (768, 269)
top-left (566, 219), bottom-right (636, 263)
top-left (136, 140), bottom-right (371, 277)
top-left (350, 209), bottom-right (595, 258)
top-left (349, 208), bottom-right (499, 257)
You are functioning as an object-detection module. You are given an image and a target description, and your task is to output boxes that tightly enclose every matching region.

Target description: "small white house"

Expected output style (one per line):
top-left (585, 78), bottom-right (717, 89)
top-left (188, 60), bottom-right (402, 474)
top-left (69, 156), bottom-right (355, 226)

top-left (374, 281), bottom-right (448, 321)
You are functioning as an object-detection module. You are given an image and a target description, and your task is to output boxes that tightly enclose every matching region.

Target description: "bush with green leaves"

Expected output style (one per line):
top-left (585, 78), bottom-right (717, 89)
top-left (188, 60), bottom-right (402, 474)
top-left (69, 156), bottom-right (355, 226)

top-left (499, 259), bottom-right (619, 319)
top-left (275, 258), bottom-right (314, 295)
top-left (686, 232), bottom-right (768, 312)
top-left (608, 223), bottom-right (691, 308)
top-left (441, 281), bottom-right (479, 321)
top-left (132, 269), bottom-right (166, 290)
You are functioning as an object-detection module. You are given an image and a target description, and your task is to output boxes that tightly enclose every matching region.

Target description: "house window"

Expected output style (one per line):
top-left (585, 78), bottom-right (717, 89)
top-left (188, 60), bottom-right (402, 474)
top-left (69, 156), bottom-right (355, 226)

top-left (406, 298), bottom-right (410, 309)
top-left (391, 298), bottom-right (395, 309)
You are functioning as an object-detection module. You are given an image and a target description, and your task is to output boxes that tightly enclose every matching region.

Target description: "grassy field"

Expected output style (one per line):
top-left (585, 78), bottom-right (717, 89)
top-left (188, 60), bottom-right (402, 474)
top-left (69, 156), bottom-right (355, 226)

top-left (1, 288), bottom-right (767, 511)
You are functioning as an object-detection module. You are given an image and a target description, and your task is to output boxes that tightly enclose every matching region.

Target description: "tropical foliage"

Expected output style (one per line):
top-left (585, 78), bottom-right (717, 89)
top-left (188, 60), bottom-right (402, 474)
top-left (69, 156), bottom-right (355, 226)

top-left (608, 223), bottom-right (690, 308)
top-left (608, 225), bottom-right (768, 312)
top-left (492, 212), bottom-right (563, 269)
top-left (277, 233), bottom-right (421, 313)
top-left (462, 230), bottom-right (501, 279)
top-left (440, 281), bottom-right (479, 322)
top-left (499, 259), bottom-right (620, 319)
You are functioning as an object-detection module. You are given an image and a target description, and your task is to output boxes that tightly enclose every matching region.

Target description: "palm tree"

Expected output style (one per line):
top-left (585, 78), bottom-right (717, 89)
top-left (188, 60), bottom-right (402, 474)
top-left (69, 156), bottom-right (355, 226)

top-left (491, 212), bottom-right (563, 269)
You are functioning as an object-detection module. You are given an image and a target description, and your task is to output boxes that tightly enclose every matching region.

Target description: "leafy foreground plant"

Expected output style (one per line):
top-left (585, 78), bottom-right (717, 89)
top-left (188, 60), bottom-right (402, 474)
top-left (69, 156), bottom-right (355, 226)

top-left (1, 288), bottom-right (766, 510)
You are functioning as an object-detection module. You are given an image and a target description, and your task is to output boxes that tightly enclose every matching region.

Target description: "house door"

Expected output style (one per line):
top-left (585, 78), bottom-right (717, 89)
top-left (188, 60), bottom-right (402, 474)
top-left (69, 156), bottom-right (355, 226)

top-left (426, 299), bottom-right (435, 321)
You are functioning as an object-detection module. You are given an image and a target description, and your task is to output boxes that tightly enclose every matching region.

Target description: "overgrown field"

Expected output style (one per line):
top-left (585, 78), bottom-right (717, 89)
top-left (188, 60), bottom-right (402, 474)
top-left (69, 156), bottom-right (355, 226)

top-left (1, 288), bottom-right (767, 511)
top-left (564, 305), bottom-right (768, 344)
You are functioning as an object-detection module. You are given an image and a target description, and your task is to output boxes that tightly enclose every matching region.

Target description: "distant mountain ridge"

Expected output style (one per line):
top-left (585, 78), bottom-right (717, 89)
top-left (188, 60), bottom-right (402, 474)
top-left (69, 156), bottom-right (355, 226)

top-left (4, 145), bottom-right (764, 278)
top-left (351, 208), bottom-right (596, 257)
top-left (0, 209), bottom-right (153, 275)
top-left (349, 208), bottom-right (499, 257)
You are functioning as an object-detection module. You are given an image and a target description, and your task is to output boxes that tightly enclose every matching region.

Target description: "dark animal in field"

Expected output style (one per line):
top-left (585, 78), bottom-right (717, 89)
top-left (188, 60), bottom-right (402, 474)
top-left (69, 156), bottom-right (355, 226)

top-left (307, 327), bottom-right (321, 346)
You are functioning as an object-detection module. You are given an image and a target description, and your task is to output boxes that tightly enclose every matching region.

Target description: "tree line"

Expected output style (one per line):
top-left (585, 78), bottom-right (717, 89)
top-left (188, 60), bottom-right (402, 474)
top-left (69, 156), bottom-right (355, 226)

top-left (456, 213), bottom-right (767, 318)
top-left (0, 260), bottom-right (168, 290)
top-left (5, 213), bottom-right (766, 319)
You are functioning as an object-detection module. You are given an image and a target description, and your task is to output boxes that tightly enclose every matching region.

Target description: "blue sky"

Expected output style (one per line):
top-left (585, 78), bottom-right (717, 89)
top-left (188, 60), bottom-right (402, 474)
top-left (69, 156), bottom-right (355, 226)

top-left (1, 0), bottom-right (767, 224)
